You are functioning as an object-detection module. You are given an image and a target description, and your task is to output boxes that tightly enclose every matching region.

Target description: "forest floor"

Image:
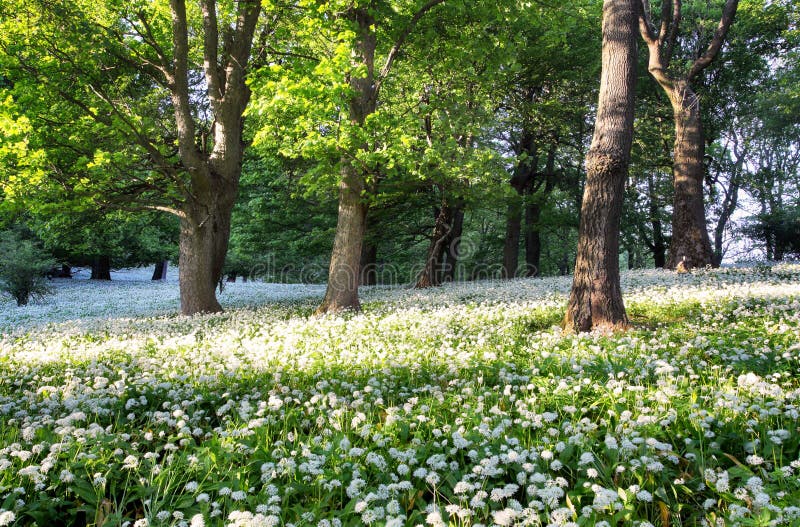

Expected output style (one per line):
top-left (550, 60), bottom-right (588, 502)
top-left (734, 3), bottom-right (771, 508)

top-left (1, 264), bottom-right (800, 526)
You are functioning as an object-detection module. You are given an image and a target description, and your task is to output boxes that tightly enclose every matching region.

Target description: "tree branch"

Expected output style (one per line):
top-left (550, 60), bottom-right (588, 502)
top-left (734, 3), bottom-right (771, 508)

top-left (687, 0), bottom-right (738, 82)
top-left (375, 0), bottom-right (446, 95)
top-left (201, 0), bottom-right (223, 108)
top-left (664, 0), bottom-right (682, 66)
top-left (638, 0), bottom-right (658, 46)
top-left (224, 0), bottom-right (261, 103)
top-left (168, 0), bottom-right (203, 174)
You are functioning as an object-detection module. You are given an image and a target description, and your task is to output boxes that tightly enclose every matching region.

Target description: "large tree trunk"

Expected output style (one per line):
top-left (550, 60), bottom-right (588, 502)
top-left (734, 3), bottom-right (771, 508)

top-left (666, 83), bottom-right (714, 269)
top-left (316, 7), bottom-right (377, 313)
top-left (524, 201), bottom-right (542, 277)
top-left (168, 0), bottom-right (260, 315)
top-left (503, 197), bottom-right (522, 279)
top-left (317, 168), bottom-right (369, 311)
top-left (90, 256), bottom-right (111, 280)
top-left (638, 0), bottom-right (738, 270)
top-left (178, 188), bottom-right (235, 314)
top-left (563, 0), bottom-right (637, 333)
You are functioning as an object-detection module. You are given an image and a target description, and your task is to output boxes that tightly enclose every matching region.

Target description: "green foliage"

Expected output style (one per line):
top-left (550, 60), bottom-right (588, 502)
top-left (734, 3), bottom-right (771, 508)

top-left (742, 208), bottom-right (800, 259)
top-left (0, 229), bottom-right (55, 306)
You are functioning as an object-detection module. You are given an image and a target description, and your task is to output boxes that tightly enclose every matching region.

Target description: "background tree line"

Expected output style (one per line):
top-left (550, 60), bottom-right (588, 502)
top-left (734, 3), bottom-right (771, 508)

top-left (0, 0), bottom-right (798, 320)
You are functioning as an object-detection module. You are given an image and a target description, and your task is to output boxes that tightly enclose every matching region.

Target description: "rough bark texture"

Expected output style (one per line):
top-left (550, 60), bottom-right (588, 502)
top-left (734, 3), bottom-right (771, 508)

top-left (179, 218), bottom-right (222, 314)
top-left (90, 256), bottom-right (111, 280)
top-left (166, 0), bottom-right (260, 315)
top-left (666, 84), bottom-right (714, 269)
top-left (563, 0), bottom-right (637, 333)
top-left (317, 169), bottom-right (368, 311)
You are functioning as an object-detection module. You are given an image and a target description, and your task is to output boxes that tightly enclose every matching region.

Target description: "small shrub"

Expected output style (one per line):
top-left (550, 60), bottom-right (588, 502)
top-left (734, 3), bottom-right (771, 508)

top-left (0, 231), bottom-right (55, 306)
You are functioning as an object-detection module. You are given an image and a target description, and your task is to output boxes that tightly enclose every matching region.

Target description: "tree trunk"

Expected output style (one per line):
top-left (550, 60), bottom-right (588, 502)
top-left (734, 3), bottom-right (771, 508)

top-left (666, 83), bottom-right (714, 269)
top-left (416, 203), bottom-right (454, 288)
top-left (152, 259), bottom-right (169, 280)
top-left (90, 256), bottom-right (111, 280)
top-left (316, 7), bottom-right (376, 313)
top-left (524, 201), bottom-right (542, 277)
top-left (638, 0), bottom-right (738, 270)
top-left (360, 241), bottom-right (378, 286)
top-left (317, 167), bottom-right (368, 312)
top-left (646, 172), bottom-right (667, 268)
top-left (503, 197), bottom-right (522, 279)
top-left (563, 0), bottom-right (637, 333)
top-left (713, 172), bottom-right (740, 267)
top-left (178, 195), bottom-right (234, 314)
top-left (442, 206), bottom-right (463, 282)
top-left (168, 0), bottom-right (259, 315)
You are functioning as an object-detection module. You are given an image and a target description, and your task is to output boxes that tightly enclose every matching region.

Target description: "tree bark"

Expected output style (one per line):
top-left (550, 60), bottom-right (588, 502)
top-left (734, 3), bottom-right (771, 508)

top-left (360, 238), bottom-right (378, 286)
top-left (178, 190), bottom-right (235, 314)
top-left (317, 166), bottom-right (369, 311)
top-left (152, 259), bottom-right (169, 280)
top-left (314, 2), bottom-right (443, 311)
top-left (646, 172), bottom-right (667, 268)
top-left (524, 201), bottom-right (542, 277)
top-left (167, 0), bottom-right (260, 315)
top-left (317, 7), bottom-right (376, 313)
top-left (503, 198), bottom-right (522, 279)
top-left (665, 83), bottom-right (714, 269)
top-left (90, 255), bottom-right (111, 280)
top-left (563, 0), bottom-right (637, 333)
top-left (416, 203), bottom-right (455, 288)
top-left (442, 206), bottom-right (463, 282)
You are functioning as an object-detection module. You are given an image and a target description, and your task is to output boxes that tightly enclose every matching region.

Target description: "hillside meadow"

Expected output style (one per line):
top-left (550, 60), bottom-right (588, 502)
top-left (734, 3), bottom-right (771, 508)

top-left (1, 265), bottom-right (799, 526)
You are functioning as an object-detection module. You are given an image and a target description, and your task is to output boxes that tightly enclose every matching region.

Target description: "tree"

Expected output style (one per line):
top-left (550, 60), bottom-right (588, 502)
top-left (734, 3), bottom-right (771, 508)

top-left (0, 0), bottom-right (264, 314)
top-left (30, 211), bottom-right (179, 279)
top-left (637, 0), bottom-right (739, 269)
top-left (496, 2), bottom-right (600, 280)
top-left (0, 229), bottom-right (54, 306)
top-left (250, 0), bottom-right (450, 311)
top-left (563, 0), bottom-right (638, 332)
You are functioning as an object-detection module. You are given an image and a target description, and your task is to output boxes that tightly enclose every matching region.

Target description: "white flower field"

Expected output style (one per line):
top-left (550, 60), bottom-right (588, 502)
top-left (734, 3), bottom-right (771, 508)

top-left (1, 265), bottom-right (800, 526)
